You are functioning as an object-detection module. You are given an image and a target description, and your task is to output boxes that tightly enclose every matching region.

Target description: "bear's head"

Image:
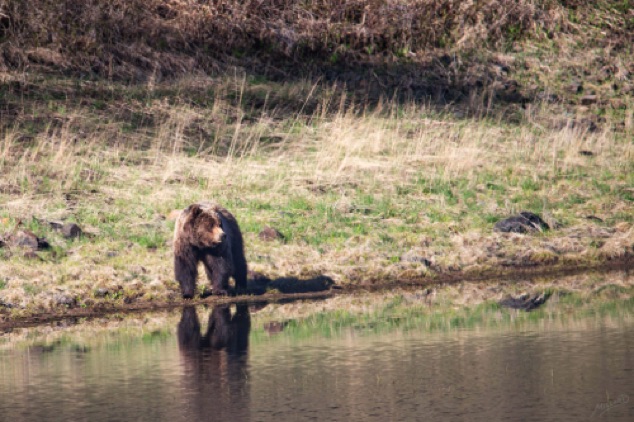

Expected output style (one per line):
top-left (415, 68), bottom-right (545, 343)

top-left (182, 204), bottom-right (227, 249)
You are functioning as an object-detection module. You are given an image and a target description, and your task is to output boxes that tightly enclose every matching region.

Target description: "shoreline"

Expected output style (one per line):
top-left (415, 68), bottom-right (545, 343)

top-left (2, 255), bottom-right (632, 331)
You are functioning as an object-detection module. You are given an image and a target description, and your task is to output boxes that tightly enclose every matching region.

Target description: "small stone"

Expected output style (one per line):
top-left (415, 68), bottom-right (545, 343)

top-left (400, 251), bottom-right (431, 266)
top-left (567, 81), bottom-right (583, 94)
top-left (580, 95), bottom-right (598, 105)
top-left (94, 288), bottom-right (109, 298)
top-left (54, 293), bottom-right (76, 307)
top-left (61, 223), bottom-right (82, 239)
top-left (0, 300), bottom-right (15, 309)
top-left (258, 226), bottom-right (285, 241)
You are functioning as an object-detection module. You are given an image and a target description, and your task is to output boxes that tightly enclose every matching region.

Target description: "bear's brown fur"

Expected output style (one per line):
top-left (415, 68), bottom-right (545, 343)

top-left (173, 202), bottom-right (247, 298)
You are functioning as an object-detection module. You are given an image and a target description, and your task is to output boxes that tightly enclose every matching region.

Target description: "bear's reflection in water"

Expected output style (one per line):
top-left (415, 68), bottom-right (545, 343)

top-left (178, 304), bottom-right (251, 419)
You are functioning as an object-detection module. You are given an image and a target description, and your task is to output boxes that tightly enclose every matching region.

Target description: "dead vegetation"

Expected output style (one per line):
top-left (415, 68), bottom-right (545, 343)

top-left (1, 1), bottom-right (631, 85)
top-left (0, 1), bottom-right (571, 76)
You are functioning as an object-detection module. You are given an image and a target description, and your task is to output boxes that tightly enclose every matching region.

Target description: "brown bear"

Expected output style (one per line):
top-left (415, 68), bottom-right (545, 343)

top-left (173, 202), bottom-right (247, 298)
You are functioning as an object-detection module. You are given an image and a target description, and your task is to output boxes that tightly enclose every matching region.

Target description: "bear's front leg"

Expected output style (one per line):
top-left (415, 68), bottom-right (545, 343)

top-left (202, 254), bottom-right (231, 296)
top-left (174, 249), bottom-right (198, 299)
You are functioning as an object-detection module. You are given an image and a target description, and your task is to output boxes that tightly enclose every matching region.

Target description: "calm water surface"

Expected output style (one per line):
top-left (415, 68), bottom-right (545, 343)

top-left (1, 298), bottom-right (633, 421)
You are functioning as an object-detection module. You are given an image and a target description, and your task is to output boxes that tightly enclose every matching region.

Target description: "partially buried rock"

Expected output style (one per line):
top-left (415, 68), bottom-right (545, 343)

top-left (580, 95), bottom-right (598, 105)
top-left (494, 212), bottom-right (549, 234)
top-left (499, 292), bottom-right (551, 311)
top-left (400, 251), bottom-right (431, 266)
top-left (258, 226), bottom-right (285, 241)
top-left (9, 230), bottom-right (50, 250)
top-left (53, 293), bottom-right (76, 308)
top-left (0, 300), bottom-right (16, 309)
top-left (61, 223), bottom-right (82, 239)
top-left (94, 287), bottom-right (110, 298)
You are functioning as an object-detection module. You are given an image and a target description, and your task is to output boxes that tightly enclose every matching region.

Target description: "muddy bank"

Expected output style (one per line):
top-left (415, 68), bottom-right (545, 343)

top-left (2, 256), bottom-right (632, 331)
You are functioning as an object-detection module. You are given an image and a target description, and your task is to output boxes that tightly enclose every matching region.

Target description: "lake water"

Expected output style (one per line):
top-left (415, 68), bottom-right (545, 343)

top-left (0, 291), bottom-right (633, 421)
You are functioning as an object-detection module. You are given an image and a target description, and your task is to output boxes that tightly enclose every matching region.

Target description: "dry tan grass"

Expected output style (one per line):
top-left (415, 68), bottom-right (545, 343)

top-left (0, 0), bottom-right (575, 78)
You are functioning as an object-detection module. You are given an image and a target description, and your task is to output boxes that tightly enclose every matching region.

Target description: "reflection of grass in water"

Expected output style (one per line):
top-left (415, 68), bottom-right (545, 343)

top-left (250, 289), bottom-right (634, 343)
top-left (27, 329), bottom-right (175, 354)
top-left (2, 316), bottom-right (177, 352)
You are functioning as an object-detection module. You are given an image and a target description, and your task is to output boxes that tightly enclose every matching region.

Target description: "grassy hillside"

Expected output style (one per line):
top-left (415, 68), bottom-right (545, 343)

top-left (0, 1), bottom-right (633, 317)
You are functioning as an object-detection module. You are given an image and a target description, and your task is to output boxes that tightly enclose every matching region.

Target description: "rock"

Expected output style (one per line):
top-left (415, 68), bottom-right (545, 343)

top-left (94, 288), bottom-right (110, 298)
top-left (48, 221), bottom-right (64, 230)
top-left (54, 293), bottom-right (76, 307)
top-left (567, 81), bottom-right (583, 94)
top-left (8, 230), bottom-right (50, 250)
top-left (499, 292), bottom-right (550, 311)
top-left (585, 215), bottom-right (603, 222)
top-left (580, 95), bottom-right (598, 105)
top-left (0, 300), bottom-right (16, 309)
top-left (258, 226), bottom-right (285, 241)
top-left (12, 230), bottom-right (39, 249)
top-left (61, 223), bottom-right (82, 239)
top-left (494, 212), bottom-right (550, 234)
top-left (400, 251), bottom-right (431, 266)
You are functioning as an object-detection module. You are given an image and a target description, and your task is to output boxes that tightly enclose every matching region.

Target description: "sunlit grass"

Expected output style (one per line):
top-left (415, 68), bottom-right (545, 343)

top-left (0, 74), bottom-right (633, 314)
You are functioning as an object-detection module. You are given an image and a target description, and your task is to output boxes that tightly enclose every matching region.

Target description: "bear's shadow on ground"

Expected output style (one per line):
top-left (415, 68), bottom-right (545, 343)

top-left (201, 274), bottom-right (335, 297)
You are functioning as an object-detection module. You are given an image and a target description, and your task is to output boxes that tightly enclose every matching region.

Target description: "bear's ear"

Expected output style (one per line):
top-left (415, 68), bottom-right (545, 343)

top-left (188, 204), bottom-right (202, 218)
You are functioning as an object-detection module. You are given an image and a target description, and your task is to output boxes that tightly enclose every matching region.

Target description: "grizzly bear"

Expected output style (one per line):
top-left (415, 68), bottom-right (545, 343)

top-left (173, 202), bottom-right (247, 298)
